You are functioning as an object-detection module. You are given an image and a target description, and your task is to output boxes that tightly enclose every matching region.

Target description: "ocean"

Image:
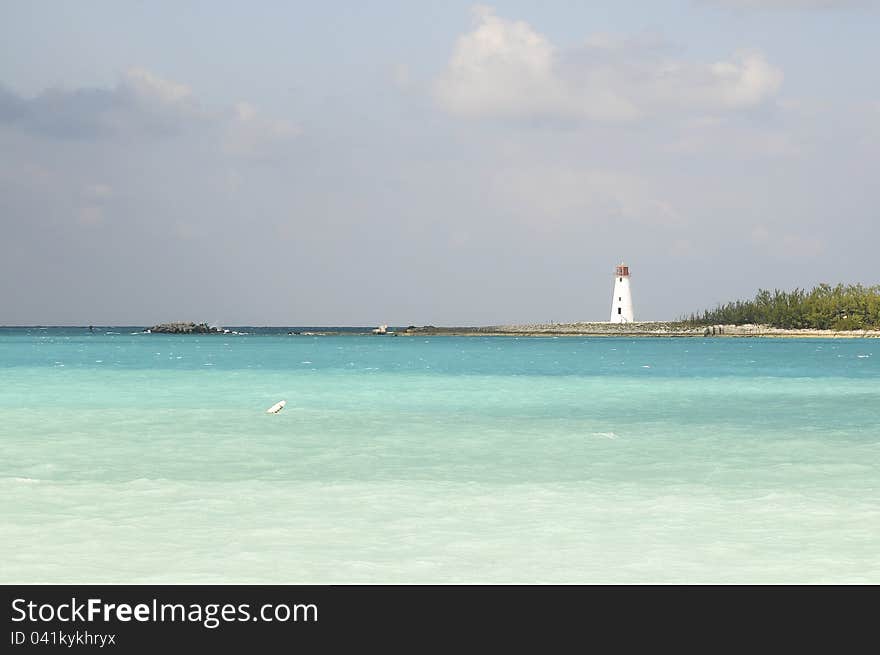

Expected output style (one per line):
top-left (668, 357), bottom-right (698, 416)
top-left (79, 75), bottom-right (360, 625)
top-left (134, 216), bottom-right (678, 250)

top-left (1, 327), bottom-right (878, 583)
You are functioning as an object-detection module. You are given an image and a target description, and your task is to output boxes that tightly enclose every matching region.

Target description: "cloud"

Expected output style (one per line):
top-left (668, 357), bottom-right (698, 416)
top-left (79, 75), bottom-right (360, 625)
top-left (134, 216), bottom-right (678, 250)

top-left (0, 86), bottom-right (26, 121)
top-left (665, 114), bottom-right (802, 157)
top-left (0, 68), bottom-right (200, 139)
top-left (488, 164), bottom-right (689, 230)
top-left (750, 224), bottom-right (825, 258)
top-left (0, 85), bottom-right (115, 139)
top-left (434, 6), bottom-right (783, 122)
top-left (434, 6), bottom-right (611, 120)
top-left (0, 69), bottom-right (297, 156)
top-left (223, 102), bottom-right (300, 159)
top-left (122, 68), bottom-right (194, 107)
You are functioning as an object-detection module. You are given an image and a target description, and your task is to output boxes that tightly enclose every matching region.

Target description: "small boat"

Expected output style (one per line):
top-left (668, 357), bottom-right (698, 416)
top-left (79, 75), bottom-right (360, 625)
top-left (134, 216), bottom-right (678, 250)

top-left (372, 324), bottom-right (388, 335)
top-left (266, 400), bottom-right (286, 414)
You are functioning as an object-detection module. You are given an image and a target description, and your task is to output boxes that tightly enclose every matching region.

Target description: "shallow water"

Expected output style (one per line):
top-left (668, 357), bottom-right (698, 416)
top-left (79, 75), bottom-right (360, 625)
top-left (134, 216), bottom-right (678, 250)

top-left (1, 328), bottom-right (878, 582)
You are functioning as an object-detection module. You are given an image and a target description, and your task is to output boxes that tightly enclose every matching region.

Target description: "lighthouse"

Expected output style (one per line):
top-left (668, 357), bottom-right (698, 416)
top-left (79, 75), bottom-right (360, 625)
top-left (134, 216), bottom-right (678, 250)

top-left (610, 263), bottom-right (634, 323)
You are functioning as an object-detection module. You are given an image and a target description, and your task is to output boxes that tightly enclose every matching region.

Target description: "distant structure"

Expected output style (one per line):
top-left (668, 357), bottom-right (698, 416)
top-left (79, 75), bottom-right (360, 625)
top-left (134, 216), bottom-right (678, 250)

top-left (610, 263), bottom-right (634, 323)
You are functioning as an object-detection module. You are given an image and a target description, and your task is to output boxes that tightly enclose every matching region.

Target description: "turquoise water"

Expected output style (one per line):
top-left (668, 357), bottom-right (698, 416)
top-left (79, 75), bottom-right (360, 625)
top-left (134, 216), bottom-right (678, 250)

top-left (1, 328), bottom-right (879, 583)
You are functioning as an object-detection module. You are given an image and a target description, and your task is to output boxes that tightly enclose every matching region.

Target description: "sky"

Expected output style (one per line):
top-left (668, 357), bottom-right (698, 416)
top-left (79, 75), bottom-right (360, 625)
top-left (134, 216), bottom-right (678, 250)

top-left (1, 0), bottom-right (878, 326)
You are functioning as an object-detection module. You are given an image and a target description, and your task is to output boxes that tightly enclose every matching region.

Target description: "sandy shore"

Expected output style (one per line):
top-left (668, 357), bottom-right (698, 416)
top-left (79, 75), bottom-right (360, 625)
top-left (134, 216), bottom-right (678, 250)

top-left (400, 322), bottom-right (880, 338)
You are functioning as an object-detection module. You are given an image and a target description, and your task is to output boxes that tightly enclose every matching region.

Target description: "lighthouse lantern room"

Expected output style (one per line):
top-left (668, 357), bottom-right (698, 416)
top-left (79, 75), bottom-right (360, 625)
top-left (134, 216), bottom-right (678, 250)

top-left (610, 263), bottom-right (634, 323)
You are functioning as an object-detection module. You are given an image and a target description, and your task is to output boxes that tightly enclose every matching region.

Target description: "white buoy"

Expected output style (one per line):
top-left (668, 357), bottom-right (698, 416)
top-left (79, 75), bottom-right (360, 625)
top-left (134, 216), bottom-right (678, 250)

top-left (610, 262), bottom-right (634, 323)
top-left (266, 400), bottom-right (286, 414)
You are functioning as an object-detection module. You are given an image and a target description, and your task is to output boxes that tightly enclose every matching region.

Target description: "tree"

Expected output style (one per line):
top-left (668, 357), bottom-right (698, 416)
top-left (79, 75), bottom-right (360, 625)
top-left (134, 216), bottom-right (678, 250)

top-left (682, 284), bottom-right (880, 330)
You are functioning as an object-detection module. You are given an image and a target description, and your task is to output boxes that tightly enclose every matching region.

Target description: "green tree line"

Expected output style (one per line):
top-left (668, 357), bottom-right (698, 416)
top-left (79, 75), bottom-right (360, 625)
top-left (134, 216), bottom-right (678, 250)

top-left (683, 284), bottom-right (880, 330)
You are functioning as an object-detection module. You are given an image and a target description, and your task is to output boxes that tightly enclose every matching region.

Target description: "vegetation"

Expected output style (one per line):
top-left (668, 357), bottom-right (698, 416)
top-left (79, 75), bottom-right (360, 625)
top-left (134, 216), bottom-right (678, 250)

top-left (683, 284), bottom-right (880, 330)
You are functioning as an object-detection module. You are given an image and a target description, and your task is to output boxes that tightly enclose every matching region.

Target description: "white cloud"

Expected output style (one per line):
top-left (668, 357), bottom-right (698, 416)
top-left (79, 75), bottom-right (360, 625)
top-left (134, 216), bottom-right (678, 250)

top-left (665, 114), bottom-right (802, 157)
top-left (705, 53), bottom-right (784, 107)
top-left (488, 164), bottom-right (688, 230)
top-left (223, 102), bottom-right (300, 158)
top-left (434, 6), bottom-right (783, 122)
top-left (750, 224), bottom-right (825, 258)
top-left (434, 6), bottom-right (617, 120)
top-left (123, 68), bottom-right (194, 107)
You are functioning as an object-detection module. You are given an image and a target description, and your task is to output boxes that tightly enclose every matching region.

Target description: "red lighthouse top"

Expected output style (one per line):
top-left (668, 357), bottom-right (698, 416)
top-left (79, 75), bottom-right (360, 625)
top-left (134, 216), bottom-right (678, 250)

top-left (615, 263), bottom-right (630, 277)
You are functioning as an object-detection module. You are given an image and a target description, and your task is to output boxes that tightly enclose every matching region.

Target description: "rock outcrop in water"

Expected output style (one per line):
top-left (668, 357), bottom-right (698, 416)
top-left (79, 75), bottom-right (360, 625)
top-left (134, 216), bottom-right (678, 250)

top-left (147, 322), bottom-right (222, 334)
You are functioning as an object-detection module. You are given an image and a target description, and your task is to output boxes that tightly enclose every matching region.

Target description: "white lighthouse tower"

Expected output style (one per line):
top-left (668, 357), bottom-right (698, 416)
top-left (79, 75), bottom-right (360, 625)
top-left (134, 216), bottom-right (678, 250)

top-left (610, 262), bottom-right (634, 323)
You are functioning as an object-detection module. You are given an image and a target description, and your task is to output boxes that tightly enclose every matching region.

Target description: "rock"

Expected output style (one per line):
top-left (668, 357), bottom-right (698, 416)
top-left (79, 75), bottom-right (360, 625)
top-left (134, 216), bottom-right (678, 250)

top-left (147, 322), bottom-right (222, 334)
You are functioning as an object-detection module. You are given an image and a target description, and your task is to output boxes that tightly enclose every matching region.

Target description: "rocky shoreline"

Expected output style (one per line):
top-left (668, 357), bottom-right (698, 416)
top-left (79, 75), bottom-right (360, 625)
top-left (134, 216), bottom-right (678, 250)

top-left (400, 322), bottom-right (880, 338)
top-left (141, 321), bottom-right (880, 337)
